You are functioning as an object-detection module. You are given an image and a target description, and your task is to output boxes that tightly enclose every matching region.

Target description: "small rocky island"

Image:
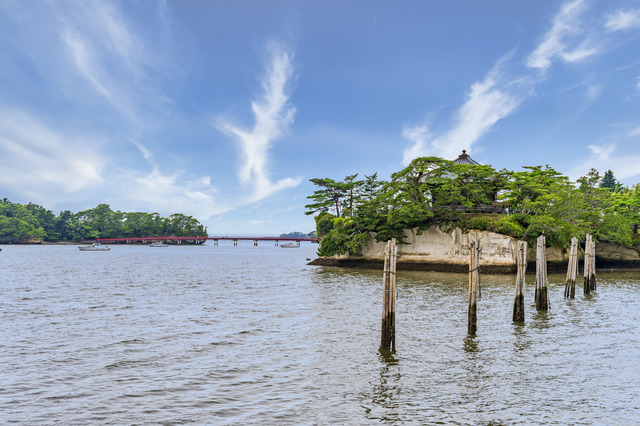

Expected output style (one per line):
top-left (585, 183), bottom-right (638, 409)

top-left (306, 151), bottom-right (640, 273)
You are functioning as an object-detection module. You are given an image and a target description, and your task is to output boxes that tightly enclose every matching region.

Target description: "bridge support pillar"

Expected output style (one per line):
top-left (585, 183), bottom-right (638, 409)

top-left (234, 240), bottom-right (237, 246)
top-left (275, 240), bottom-right (278, 246)
top-left (254, 240), bottom-right (258, 246)
top-left (214, 240), bottom-right (218, 246)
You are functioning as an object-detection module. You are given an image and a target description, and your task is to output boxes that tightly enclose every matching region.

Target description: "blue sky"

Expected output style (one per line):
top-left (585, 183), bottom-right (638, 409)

top-left (1, 0), bottom-right (640, 235)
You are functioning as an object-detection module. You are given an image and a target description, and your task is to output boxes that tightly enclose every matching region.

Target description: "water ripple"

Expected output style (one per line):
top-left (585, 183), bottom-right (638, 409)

top-left (1, 245), bottom-right (640, 423)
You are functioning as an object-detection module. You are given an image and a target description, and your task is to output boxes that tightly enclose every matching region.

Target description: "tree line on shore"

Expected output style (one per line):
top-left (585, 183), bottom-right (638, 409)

top-left (305, 157), bottom-right (639, 256)
top-left (0, 199), bottom-right (207, 243)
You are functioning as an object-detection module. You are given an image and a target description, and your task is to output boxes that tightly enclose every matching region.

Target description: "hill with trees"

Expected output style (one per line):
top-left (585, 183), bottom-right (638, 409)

top-left (279, 231), bottom-right (315, 238)
top-left (305, 157), bottom-right (639, 257)
top-left (0, 199), bottom-right (207, 243)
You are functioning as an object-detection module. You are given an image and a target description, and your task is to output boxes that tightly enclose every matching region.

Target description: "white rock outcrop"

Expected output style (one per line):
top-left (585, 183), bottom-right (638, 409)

top-left (361, 227), bottom-right (518, 266)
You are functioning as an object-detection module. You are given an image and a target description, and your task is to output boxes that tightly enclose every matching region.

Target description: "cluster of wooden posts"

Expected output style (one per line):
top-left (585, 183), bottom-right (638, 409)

top-left (380, 234), bottom-right (598, 351)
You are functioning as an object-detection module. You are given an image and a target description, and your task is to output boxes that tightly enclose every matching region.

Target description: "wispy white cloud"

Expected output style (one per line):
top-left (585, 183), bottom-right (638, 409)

top-left (216, 42), bottom-right (302, 201)
top-left (0, 109), bottom-right (103, 202)
top-left (402, 0), bottom-right (629, 165)
top-left (402, 62), bottom-right (521, 163)
top-left (121, 167), bottom-right (226, 220)
top-left (62, 30), bottom-right (138, 121)
top-left (585, 84), bottom-right (602, 101)
top-left (401, 125), bottom-right (430, 164)
top-left (526, 0), bottom-right (598, 71)
top-left (569, 143), bottom-right (640, 181)
top-left (605, 9), bottom-right (640, 32)
top-left (119, 139), bottom-right (225, 219)
top-left (130, 140), bottom-right (153, 163)
top-left (59, 0), bottom-right (171, 125)
top-left (0, 0), bottom-right (240, 224)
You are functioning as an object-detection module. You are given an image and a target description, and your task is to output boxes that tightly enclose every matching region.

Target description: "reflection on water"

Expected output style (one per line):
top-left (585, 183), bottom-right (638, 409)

top-left (372, 350), bottom-right (402, 422)
top-left (1, 245), bottom-right (640, 423)
top-left (463, 335), bottom-right (479, 353)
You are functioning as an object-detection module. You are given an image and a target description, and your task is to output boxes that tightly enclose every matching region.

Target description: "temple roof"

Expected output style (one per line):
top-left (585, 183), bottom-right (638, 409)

top-left (453, 150), bottom-right (480, 165)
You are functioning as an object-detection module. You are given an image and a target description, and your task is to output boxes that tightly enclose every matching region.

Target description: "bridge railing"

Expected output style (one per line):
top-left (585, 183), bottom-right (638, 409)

top-left (94, 236), bottom-right (318, 243)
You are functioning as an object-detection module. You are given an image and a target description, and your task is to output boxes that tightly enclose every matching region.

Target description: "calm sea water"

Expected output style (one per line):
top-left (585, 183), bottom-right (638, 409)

top-left (1, 243), bottom-right (640, 424)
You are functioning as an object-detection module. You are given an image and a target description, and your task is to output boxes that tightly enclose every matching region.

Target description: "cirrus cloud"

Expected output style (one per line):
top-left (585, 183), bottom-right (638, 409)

top-left (216, 42), bottom-right (302, 202)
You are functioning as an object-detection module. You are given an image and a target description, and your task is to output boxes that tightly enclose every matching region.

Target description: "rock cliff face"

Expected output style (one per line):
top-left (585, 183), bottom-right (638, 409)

top-left (309, 227), bottom-right (640, 273)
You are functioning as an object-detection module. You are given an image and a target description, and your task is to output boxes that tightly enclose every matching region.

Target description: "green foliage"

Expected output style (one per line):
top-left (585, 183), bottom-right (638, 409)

top-left (307, 158), bottom-right (640, 255)
top-left (280, 231), bottom-right (311, 238)
top-left (461, 215), bottom-right (524, 240)
top-left (463, 216), bottom-right (492, 231)
top-left (0, 199), bottom-right (46, 243)
top-left (315, 212), bottom-right (336, 238)
top-left (596, 213), bottom-right (634, 247)
top-left (316, 217), bottom-right (369, 256)
top-left (491, 216), bottom-right (525, 239)
top-left (0, 199), bottom-right (208, 243)
top-left (305, 175), bottom-right (363, 218)
top-left (599, 169), bottom-right (622, 193)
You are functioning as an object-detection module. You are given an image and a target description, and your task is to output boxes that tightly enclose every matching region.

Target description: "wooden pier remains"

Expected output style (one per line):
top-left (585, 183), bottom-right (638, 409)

top-left (468, 236), bottom-right (480, 335)
top-left (535, 235), bottom-right (549, 311)
top-left (564, 237), bottom-right (578, 299)
top-left (381, 239), bottom-right (397, 352)
top-left (584, 234), bottom-right (596, 294)
top-left (513, 241), bottom-right (527, 323)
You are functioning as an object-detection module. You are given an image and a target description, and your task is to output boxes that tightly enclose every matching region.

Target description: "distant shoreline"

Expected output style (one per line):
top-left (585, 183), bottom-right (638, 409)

top-left (1, 241), bottom-right (204, 246)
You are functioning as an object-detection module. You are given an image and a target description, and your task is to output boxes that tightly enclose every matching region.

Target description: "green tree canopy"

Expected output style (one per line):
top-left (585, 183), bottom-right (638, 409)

top-left (0, 200), bottom-right (209, 243)
top-left (307, 158), bottom-right (640, 256)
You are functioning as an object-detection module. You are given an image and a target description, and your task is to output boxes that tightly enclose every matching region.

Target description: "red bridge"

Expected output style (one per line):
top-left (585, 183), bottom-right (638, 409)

top-left (94, 236), bottom-right (317, 246)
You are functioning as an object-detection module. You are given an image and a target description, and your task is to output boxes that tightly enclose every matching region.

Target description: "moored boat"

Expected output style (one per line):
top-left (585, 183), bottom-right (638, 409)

top-left (78, 242), bottom-right (110, 251)
top-left (280, 241), bottom-right (300, 248)
top-left (149, 241), bottom-right (168, 247)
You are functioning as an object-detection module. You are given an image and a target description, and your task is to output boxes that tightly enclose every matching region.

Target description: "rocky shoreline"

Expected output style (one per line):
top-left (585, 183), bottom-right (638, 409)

top-left (308, 227), bottom-right (640, 274)
top-left (308, 256), bottom-right (640, 273)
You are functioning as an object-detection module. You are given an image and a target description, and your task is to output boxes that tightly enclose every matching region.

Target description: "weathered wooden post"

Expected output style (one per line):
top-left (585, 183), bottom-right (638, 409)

top-left (513, 240), bottom-right (527, 323)
top-left (381, 239), bottom-right (397, 351)
top-left (584, 234), bottom-right (590, 294)
top-left (583, 234), bottom-right (597, 294)
top-left (564, 237), bottom-right (578, 298)
top-left (468, 235), bottom-right (480, 335)
top-left (589, 237), bottom-right (596, 292)
top-left (535, 235), bottom-right (549, 311)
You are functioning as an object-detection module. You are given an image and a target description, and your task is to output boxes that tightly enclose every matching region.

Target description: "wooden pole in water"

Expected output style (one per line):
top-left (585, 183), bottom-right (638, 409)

top-left (381, 239), bottom-right (397, 351)
top-left (513, 240), bottom-right (527, 323)
top-left (390, 239), bottom-right (397, 349)
top-left (564, 237), bottom-right (578, 299)
top-left (590, 238), bottom-right (597, 292)
top-left (468, 235), bottom-right (479, 335)
top-left (535, 235), bottom-right (549, 311)
top-left (584, 234), bottom-right (593, 295)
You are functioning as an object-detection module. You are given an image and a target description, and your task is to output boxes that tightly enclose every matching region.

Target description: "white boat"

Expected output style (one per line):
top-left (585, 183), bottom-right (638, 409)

top-left (78, 242), bottom-right (110, 251)
top-left (149, 241), bottom-right (168, 247)
top-left (280, 242), bottom-right (300, 248)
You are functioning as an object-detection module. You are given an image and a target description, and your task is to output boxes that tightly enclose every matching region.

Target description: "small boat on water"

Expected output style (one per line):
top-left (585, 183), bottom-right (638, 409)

top-left (280, 241), bottom-right (300, 248)
top-left (149, 241), bottom-right (168, 247)
top-left (78, 242), bottom-right (110, 251)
